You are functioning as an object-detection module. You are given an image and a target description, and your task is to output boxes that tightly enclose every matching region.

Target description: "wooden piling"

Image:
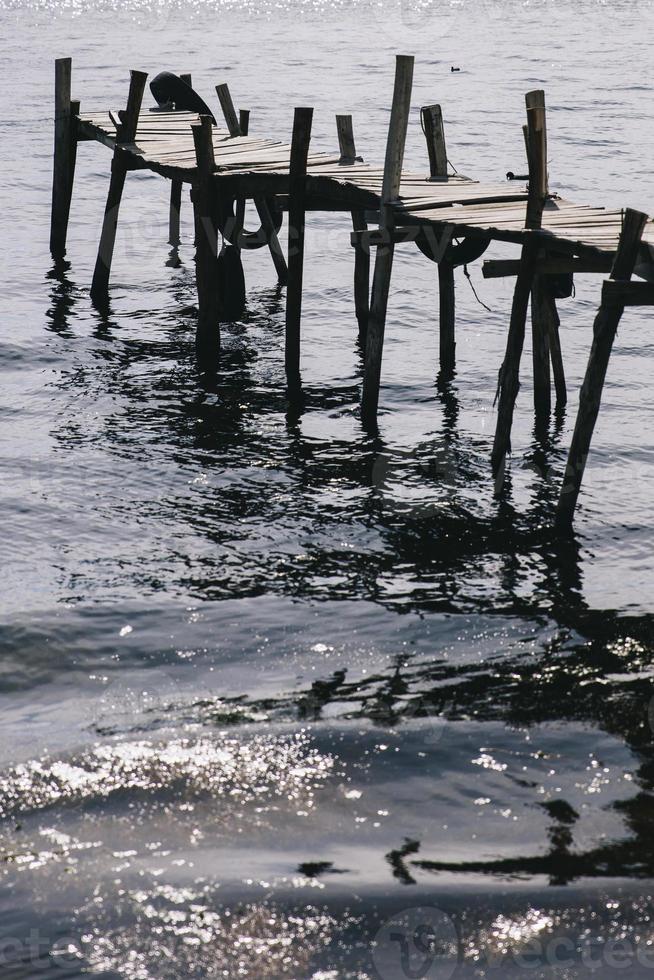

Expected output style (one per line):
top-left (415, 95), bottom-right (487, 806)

top-left (285, 106), bottom-right (313, 390)
top-left (191, 114), bottom-right (221, 362)
top-left (216, 82), bottom-right (288, 283)
top-left (524, 91), bottom-right (552, 416)
top-left (168, 72), bottom-right (192, 246)
top-left (491, 90), bottom-right (548, 478)
top-left (555, 208), bottom-right (647, 529)
top-left (421, 104), bottom-right (448, 181)
top-left (336, 114), bottom-right (369, 343)
top-left (531, 271), bottom-right (552, 414)
top-left (50, 57), bottom-right (76, 259)
top-left (90, 70), bottom-right (147, 299)
top-left (421, 104), bottom-right (456, 375)
top-left (546, 290), bottom-right (567, 408)
top-left (361, 54), bottom-right (414, 427)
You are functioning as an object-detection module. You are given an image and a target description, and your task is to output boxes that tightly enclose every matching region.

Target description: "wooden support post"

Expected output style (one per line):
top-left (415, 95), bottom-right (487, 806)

top-left (191, 115), bottom-right (221, 363)
top-left (526, 90), bottom-right (552, 416)
top-left (90, 70), bottom-right (147, 300)
top-left (50, 58), bottom-right (76, 259)
top-left (531, 270), bottom-right (552, 415)
top-left (216, 82), bottom-right (288, 283)
top-left (555, 208), bottom-right (647, 530)
top-left (491, 90), bottom-right (547, 479)
top-left (168, 72), bottom-right (191, 246)
top-left (421, 104), bottom-right (456, 376)
top-left (438, 263), bottom-right (456, 375)
top-left (285, 106), bottom-right (313, 391)
top-left (239, 108), bottom-right (250, 136)
top-left (546, 290), bottom-right (567, 408)
top-left (336, 114), bottom-right (369, 343)
top-left (361, 54), bottom-right (414, 427)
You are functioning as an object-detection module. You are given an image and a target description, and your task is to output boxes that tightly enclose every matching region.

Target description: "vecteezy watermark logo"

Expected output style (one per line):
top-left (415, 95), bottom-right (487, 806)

top-left (88, 667), bottom-right (180, 737)
top-left (402, 698), bottom-right (452, 746)
top-left (372, 906), bottom-right (460, 980)
top-left (371, 446), bottom-right (458, 518)
top-left (378, 0), bottom-right (455, 47)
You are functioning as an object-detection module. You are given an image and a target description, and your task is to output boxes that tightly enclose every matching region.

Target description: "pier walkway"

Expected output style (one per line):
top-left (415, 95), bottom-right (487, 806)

top-left (50, 57), bottom-right (654, 529)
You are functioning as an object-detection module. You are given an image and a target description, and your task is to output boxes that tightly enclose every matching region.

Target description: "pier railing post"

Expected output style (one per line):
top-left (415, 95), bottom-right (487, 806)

top-left (216, 82), bottom-right (288, 284)
top-left (491, 90), bottom-right (548, 481)
top-left (90, 69), bottom-right (147, 300)
top-left (285, 106), bottom-right (313, 392)
top-left (168, 72), bottom-right (192, 246)
top-left (50, 57), bottom-right (76, 259)
top-left (336, 114), bottom-right (370, 343)
top-left (361, 54), bottom-right (414, 427)
top-left (555, 208), bottom-right (647, 530)
top-left (421, 103), bottom-right (456, 376)
top-left (191, 114), bottom-right (221, 364)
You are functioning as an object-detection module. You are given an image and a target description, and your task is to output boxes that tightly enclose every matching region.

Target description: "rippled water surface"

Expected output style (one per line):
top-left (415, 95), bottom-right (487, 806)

top-left (2, 0), bottom-right (654, 976)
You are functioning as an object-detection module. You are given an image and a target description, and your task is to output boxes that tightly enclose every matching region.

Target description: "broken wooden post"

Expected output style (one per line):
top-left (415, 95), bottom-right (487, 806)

top-left (421, 103), bottom-right (456, 375)
top-left (336, 113), bottom-right (369, 343)
top-left (216, 82), bottom-right (288, 283)
top-left (239, 108), bottom-right (250, 136)
top-left (191, 115), bottom-right (221, 363)
top-left (285, 106), bottom-right (313, 391)
top-left (50, 58), bottom-right (77, 259)
top-left (90, 70), bottom-right (147, 300)
top-left (491, 90), bottom-right (547, 479)
top-left (168, 72), bottom-right (192, 246)
top-left (555, 208), bottom-right (647, 529)
top-left (361, 54), bottom-right (414, 427)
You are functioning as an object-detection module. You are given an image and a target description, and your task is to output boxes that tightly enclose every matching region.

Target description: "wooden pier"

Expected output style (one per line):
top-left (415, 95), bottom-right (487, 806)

top-left (50, 56), bottom-right (654, 530)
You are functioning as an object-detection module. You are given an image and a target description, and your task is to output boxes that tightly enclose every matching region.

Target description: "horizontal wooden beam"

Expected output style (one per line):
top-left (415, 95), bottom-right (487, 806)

top-left (351, 226), bottom-right (422, 247)
top-left (483, 256), bottom-right (613, 278)
top-left (601, 279), bottom-right (654, 307)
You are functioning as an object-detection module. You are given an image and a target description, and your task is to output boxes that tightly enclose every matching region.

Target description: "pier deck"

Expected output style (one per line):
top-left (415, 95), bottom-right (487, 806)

top-left (78, 107), bottom-right (654, 259)
top-left (51, 57), bottom-right (654, 531)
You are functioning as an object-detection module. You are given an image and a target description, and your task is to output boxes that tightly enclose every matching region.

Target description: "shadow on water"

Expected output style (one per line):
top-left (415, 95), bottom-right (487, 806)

top-left (39, 260), bottom-right (654, 894)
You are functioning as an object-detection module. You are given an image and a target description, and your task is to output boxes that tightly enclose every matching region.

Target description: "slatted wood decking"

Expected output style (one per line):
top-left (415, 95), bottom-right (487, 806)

top-left (50, 57), bottom-right (654, 529)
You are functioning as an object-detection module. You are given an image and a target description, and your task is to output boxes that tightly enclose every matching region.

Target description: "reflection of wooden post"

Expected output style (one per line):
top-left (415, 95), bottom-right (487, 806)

top-left (555, 208), bottom-right (647, 530)
top-left (50, 58), bottom-right (77, 259)
top-left (191, 115), bottom-right (220, 363)
top-left (285, 107), bottom-right (313, 391)
top-left (337, 114), bottom-right (369, 343)
top-left (421, 103), bottom-right (456, 375)
top-left (168, 72), bottom-right (192, 246)
top-left (91, 70), bottom-right (147, 299)
top-left (491, 90), bottom-right (547, 479)
top-left (361, 55), bottom-right (414, 427)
